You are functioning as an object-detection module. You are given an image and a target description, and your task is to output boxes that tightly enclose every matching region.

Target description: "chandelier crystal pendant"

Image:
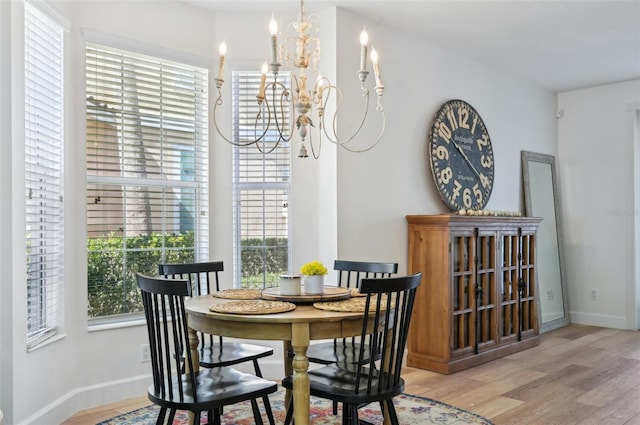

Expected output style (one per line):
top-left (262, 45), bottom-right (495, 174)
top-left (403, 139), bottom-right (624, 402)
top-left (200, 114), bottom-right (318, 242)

top-left (212, 0), bottom-right (386, 159)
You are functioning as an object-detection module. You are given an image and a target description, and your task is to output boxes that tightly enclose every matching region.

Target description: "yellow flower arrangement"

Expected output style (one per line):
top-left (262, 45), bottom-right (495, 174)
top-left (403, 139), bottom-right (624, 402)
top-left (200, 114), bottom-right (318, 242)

top-left (300, 260), bottom-right (328, 276)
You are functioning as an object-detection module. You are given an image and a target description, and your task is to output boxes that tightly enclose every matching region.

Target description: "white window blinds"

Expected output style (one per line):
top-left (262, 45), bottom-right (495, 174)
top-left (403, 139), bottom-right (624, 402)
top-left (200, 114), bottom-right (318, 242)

top-left (232, 71), bottom-right (291, 288)
top-left (24, 2), bottom-right (65, 348)
top-left (85, 43), bottom-right (209, 320)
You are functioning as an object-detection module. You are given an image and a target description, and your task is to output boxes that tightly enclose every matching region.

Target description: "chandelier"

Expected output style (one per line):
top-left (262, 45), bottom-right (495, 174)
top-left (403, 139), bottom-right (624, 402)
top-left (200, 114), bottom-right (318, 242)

top-left (212, 0), bottom-right (386, 159)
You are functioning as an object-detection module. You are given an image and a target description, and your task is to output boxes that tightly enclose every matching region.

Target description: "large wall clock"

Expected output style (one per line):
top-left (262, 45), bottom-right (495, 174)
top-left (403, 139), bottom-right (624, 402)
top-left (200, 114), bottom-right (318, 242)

top-left (428, 99), bottom-right (495, 211)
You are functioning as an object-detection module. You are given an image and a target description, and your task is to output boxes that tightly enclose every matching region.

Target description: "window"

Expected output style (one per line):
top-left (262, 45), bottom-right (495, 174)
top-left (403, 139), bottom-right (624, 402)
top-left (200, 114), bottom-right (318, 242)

top-left (24, 2), bottom-right (65, 348)
top-left (86, 44), bottom-right (208, 320)
top-left (232, 71), bottom-right (291, 288)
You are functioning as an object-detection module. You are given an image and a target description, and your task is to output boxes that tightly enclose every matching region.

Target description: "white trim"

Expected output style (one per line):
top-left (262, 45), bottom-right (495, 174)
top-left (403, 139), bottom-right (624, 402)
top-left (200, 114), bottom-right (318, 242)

top-left (26, 333), bottom-right (66, 353)
top-left (569, 311), bottom-right (629, 330)
top-left (88, 318), bottom-right (146, 332)
top-left (81, 28), bottom-right (211, 69)
top-left (25, 0), bottom-right (70, 31)
top-left (16, 374), bottom-right (151, 425)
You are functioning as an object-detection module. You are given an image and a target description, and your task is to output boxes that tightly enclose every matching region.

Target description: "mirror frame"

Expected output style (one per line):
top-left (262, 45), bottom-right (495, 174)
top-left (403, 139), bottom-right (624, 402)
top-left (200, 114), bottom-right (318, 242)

top-left (521, 151), bottom-right (570, 333)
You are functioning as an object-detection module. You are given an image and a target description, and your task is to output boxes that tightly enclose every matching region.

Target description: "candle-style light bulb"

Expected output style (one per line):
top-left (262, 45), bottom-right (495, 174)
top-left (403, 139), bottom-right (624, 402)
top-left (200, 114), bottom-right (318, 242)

top-left (217, 41), bottom-right (227, 80)
top-left (370, 47), bottom-right (382, 87)
top-left (269, 14), bottom-right (278, 36)
top-left (258, 61), bottom-right (268, 100)
top-left (359, 28), bottom-right (368, 71)
top-left (269, 14), bottom-right (278, 64)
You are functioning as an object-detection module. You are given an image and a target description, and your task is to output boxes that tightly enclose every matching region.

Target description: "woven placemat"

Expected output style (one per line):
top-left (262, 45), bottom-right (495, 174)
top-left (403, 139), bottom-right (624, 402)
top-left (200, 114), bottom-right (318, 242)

top-left (212, 288), bottom-right (263, 300)
top-left (313, 295), bottom-right (389, 312)
top-left (350, 288), bottom-right (366, 297)
top-left (209, 300), bottom-right (296, 315)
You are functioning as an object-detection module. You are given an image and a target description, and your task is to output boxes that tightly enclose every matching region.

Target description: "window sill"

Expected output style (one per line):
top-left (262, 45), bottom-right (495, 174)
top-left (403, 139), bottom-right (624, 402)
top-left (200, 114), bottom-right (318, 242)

top-left (88, 317), bottom-right (146, 332)
top-left (27, 333), bottom-right (66, 352)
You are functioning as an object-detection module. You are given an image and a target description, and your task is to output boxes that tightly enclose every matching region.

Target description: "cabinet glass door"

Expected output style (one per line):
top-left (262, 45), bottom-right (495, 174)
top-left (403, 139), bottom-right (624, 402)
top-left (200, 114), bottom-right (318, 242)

top-left (501, 231), bottom-right (520, 340)
top-left (452, 234), bottom-right (473, 354)
top-left (476, 232), bottom-right (497, 348)
top-left (520, 231), bottom-right (537, 335)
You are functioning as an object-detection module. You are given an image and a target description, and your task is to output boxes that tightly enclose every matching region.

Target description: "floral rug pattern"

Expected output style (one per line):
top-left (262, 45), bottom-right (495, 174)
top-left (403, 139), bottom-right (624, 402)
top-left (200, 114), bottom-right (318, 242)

top-left (97, 389), bottom-right (493, 425)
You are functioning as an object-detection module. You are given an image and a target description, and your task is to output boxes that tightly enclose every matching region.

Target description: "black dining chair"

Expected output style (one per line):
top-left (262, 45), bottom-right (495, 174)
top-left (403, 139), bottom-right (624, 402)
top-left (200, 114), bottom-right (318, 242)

top-left (158, 261), bottom-right (276, 425)
top-left (304, 260), bottom-right (398, 366)
top-left (282, 272), bottom-right (422, 425)
top-left (136, 273), bottom-right (277, 425)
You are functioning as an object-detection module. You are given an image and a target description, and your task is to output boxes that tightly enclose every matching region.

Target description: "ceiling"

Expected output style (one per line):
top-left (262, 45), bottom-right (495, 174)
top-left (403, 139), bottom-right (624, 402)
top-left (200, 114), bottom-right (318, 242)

top-left (183, 0), bottom-right (640, 92)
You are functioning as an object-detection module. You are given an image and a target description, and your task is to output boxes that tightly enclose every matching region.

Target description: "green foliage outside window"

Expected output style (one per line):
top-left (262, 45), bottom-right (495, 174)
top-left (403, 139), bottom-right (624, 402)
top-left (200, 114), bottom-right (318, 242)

top-left (240, 237), bottom-right (288, 288)
top-left (88, 233), bottom-right (290, 317)
top-left (87, 231), bottom-right (195, 318)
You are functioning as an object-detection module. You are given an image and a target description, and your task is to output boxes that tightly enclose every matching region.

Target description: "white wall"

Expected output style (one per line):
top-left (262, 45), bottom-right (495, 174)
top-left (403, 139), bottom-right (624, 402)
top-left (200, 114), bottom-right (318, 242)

top-left (334, 9), bottom-right (557, 270)
top-left (1, 1), bottom-right (560, 423)
top-left (0, 0), bottom-right (13, 421)
top-left (558, 79), bottom-right (640, 330)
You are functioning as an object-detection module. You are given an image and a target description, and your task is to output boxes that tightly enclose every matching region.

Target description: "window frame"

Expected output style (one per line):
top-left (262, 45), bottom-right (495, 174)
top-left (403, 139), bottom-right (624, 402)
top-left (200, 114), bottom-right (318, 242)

top-left (85, 42), bottom-right (209, 323)
top-left (24, 0), bottom-right (66, 349)
top-left (231, 70), bottom-right (292, 289)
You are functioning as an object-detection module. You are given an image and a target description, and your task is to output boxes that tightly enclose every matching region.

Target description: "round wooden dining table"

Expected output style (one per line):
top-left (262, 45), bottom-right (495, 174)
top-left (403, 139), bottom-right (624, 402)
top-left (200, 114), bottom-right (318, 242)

top-left (184, 294), bottom-right (379, 425)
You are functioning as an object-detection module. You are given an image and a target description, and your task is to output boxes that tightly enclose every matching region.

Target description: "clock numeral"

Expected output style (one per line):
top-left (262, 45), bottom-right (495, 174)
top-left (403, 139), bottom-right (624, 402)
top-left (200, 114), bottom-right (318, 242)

top-left (438, 122), bottom-right (452, 142)
top-left (480, 172), bottom-right (491, 189)
top-left (481, 154), bottom-right (493, 168)
top-left (462, 188), bottom-right (472, 208)
top-left (435, 145), bottom-right (449, 160)
top-left (471, 115), bottom-right (478, 134)
top-left (476, 134), bottom-right (490, 150)
top-left (439, 167), bottom-right (452, 184)
top-left (446, 109), bottom-right (458, 131)
top-left (473, 183), bottom-right (483, 203)
top-left (459, 107), bottom-right (470, 129)
top-left (447, 108), bottom-right (460, 131)
top-left (446, 106), bottom-right (471, 131)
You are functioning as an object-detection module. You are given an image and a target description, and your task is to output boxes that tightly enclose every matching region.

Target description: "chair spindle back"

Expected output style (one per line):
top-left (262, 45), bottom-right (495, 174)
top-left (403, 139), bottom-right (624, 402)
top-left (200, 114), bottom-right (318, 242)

top-left (355, 273), bottom-right (421, 395)
top-left (137, 273), bottom-right (197, 402)
top-left (159, 261), bottom-right (224, 348)
top-left (334, 260), bottom-right (398, 289)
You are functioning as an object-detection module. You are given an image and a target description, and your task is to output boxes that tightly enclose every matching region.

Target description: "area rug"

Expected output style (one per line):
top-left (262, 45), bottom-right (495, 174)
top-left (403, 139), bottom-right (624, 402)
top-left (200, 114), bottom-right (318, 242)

top-left (97, 389), bottom-right (493, 425)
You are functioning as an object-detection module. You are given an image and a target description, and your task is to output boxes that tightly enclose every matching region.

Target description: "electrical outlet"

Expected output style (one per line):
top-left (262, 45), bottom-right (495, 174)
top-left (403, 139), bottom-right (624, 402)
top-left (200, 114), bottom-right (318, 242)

top-left (591, 289), bottom-right (597, 301)
top-left (140, 344), bottom-right (151, 362)
top-left (547, 290), bottom-right (553, 300)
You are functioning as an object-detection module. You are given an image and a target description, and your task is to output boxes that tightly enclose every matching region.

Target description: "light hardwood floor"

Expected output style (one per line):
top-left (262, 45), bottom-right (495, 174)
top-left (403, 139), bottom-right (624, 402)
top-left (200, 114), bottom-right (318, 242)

top-left (63, 324), bottom-right (640, 424)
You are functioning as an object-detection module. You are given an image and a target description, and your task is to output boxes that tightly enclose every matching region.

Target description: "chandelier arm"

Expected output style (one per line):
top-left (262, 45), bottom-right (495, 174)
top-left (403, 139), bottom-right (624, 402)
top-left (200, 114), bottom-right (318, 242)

top-left (337, 110), bottom-right (386, 153)
top-left (253, 105), bottom-right (283, 155)
top-left (279, 90), bottom-right (296, 139)
top-left (213, 89), bottom-right (271, 147)
top-left (307, 124), bottom-right (321, 159)
top-left (319, 85), bottom-right (375, 147)
top-left (268, 81), bottom-right (294, 143)
top-left (316, 85), bottom-right (340, 145)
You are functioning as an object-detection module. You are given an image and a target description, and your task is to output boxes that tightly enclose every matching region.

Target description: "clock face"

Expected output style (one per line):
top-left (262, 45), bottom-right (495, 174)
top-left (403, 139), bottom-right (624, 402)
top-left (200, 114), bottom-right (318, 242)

top-left (428, 100), bottom-right (494, 211)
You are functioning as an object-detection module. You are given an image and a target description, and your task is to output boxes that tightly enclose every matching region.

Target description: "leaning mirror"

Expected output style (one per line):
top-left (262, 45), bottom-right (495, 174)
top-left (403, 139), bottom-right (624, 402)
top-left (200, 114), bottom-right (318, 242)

top-left (521, 151), bottom-right (569, 333)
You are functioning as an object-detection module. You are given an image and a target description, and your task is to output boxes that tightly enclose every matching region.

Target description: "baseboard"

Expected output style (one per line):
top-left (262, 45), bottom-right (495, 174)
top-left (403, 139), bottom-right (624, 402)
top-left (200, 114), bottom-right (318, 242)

top-left (18, 350), bottom-right (327, 424)
top-left (17, 374), bottom-right (150, 425)
top-left (569, 311), bottom-right (629, 330)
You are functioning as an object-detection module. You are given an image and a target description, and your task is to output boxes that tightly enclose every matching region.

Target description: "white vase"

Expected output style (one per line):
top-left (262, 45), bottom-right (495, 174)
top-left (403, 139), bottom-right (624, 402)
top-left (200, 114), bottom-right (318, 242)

top-left (303, 275), bottom-right (325, 294)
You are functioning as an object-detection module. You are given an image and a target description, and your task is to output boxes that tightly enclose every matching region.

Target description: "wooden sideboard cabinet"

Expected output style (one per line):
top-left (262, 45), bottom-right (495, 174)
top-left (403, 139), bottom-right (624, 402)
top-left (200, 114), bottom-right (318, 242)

top-left (406, 214), bottom-right (542, 374)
